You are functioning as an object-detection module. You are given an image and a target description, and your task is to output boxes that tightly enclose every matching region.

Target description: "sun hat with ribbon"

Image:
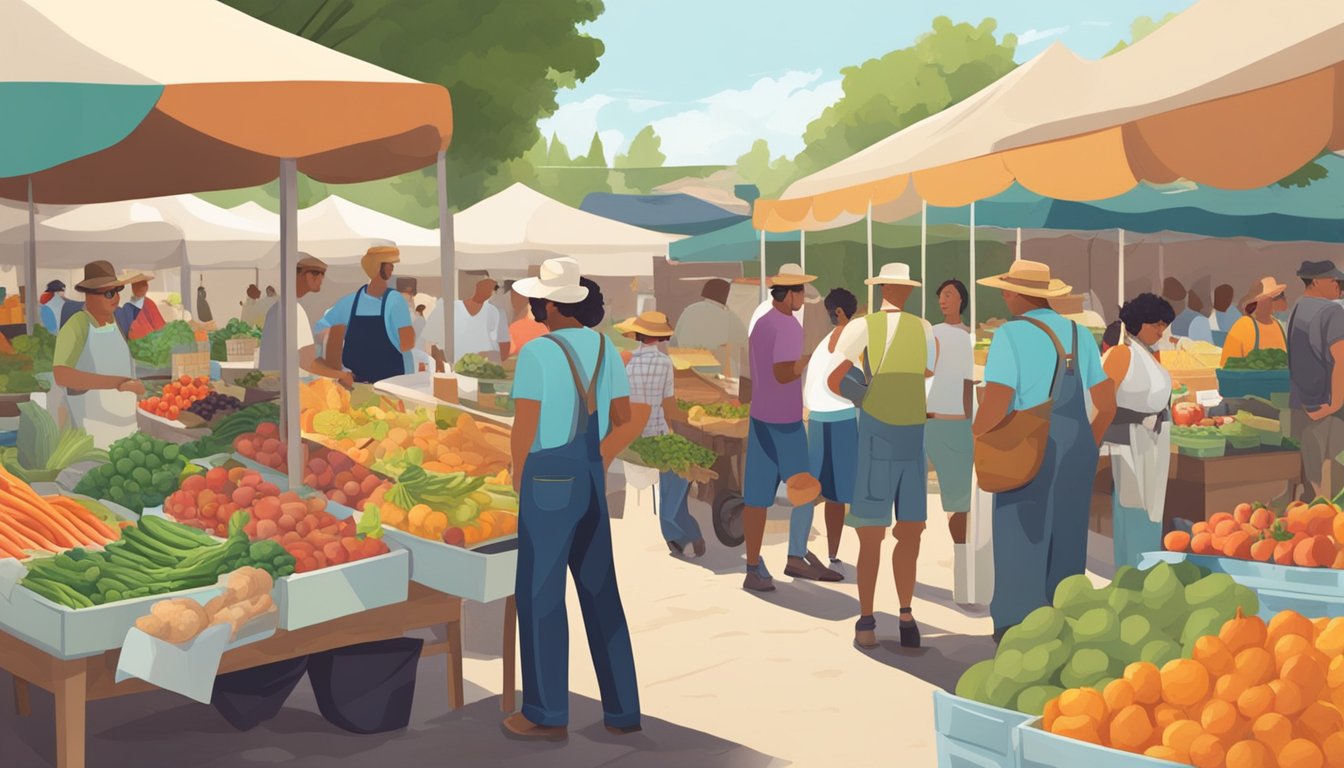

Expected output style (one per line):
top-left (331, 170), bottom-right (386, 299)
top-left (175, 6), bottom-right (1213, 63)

top-left (976, 260), bottom-right (1071, 298)
top-left (616, 311), bottom-right (675, 338)
top-left (75, 260), bottom-right (132, 292)
top-left (120, 270), bottom-right (155, 285)
top-left (865, 262), bottom-right (922, 287)
top-left (360, 245), bottom-right (400, 279)
top-left (769, 263), bottom-right (817, 287)
top-left (512, 257), bottom-right (590, 304)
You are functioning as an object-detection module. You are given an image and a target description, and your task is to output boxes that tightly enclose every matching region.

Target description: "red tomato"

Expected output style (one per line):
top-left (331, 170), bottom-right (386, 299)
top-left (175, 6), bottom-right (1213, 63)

top-left (1172, 402), bottom-right (1205, 426)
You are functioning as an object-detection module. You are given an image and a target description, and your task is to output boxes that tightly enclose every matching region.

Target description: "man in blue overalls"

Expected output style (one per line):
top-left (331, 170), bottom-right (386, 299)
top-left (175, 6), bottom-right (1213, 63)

top-left (322, 246), bottom-right (415, 384)
top-left (503, 257), bottom-right (642, 742)
top-left (973, 261), bottom-right (1116, 641)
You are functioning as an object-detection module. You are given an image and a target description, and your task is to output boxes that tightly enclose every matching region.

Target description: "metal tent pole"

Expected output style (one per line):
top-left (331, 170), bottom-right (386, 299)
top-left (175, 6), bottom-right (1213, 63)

top-left (1016, 227), bottom-right (1022, 261)
top-left (1118, 228), bottom-right (1126, 310)
top-left (866, 203), bottom-right (874, 313)
top-left (758, 229), bottom-right (766, 302)
top-left (438, 151), bottom-right (456, 366)
top-left (920, 200), bottom-right (927, 316)
top-left (180, 245), bottom-right (193, 316)
top-left (799, 230), bottom-right (806, 273)
top-left (969, 202), bottom-right (977, 332)
top-left (279, 159), bottom-right (301, 490)
top-left (26, 179), bottom-right (38, 330)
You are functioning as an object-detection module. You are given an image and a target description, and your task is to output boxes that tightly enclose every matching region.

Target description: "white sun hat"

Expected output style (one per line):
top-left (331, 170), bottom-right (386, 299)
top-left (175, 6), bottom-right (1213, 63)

top-left (511, 257), bottom-right (590, 304)
top-left (865, 262), bottom-right (921, 287)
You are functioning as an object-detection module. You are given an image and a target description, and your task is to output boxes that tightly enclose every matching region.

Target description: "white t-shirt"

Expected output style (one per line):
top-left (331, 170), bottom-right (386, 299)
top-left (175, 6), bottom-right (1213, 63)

top-left (258, 302), bottom-right (315, 371)
top-left (835, 302), bottom-right (936, 370)
top-left (422, 300), bottom-right (510, 360)
top-left (926, 322), bottom-right (973, 417)
top-left (803, 328), bottom-right (854, 414)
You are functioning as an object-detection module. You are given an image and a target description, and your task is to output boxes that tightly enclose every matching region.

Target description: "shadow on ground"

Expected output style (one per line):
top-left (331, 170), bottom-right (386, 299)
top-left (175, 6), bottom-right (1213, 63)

top-left (3, 658), bottom-right (776, 768)
top-left (852, 617), bottom-right (998, 692)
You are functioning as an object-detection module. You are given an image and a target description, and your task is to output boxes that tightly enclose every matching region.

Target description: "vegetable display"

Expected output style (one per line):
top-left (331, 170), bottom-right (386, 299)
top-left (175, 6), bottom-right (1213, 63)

top-left (72, 434), bottom-right (188, 514)
top-left (629, 434), bottom-right (717, 473)
top-left (370, 467), bottom-right (518, 548)
top-left (303, 447), bottom-right (391, 510)
top-left (0, 351), bottom-right (46, 393)
top-left (1223, 348), bottom-right (1288, 370)
top-left (11, 327), bottom-right (54, 373)
top-left (1164, 500), bottom-right (1344, 568)
top-left (236, 370), bottom-right (266, 389)
top-left (187, 392), bottom-right (244, 421)
top-left (210, 319), bottom-right (261, 362)
top-left (20, 512), bottom-right (294, 608)
top-left (179, 402), bottom-right (280, 459)
top-left (677, 399), bottom-right (750, 419)
top-left (234, 422), bottom-right (287, 471)
top-left (0, 465), bottom-right (122, 560)
top-left (129, 321), bottom-right (196, 368)
top-left (454, 353), bottom-right (507, 380)
top-left (135, 567), bottom-right (275, 644)
top-left (139, 375), bottom-right (212, 420)
top-left (2, 402), bottom-right (106, 484)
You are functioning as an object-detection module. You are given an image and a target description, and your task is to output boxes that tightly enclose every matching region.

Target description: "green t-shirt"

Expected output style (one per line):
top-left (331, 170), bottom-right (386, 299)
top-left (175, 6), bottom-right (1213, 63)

top-left (53, 311), bottom-right (95, 369)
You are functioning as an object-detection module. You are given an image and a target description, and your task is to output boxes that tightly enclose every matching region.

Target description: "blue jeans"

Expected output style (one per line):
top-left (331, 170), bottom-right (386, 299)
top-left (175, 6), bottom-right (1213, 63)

top-left (657, 471), bottom-right (703, 547)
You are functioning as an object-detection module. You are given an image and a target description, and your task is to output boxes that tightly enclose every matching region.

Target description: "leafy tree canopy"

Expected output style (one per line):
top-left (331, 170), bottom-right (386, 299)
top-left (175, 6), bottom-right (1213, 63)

top-left (616, 125), bottom-right (666, 169)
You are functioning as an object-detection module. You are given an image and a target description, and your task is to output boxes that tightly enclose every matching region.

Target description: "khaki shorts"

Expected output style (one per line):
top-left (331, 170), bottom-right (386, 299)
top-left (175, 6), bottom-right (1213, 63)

top-left (1293, 409), bottom-right (1344, 497)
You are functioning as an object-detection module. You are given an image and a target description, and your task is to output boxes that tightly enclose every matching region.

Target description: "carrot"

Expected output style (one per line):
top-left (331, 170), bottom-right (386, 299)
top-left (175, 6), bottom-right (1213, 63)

top-left (47, 497), bottom-right (117, 542)
top-left (5, 514), bottom-right (60, 551)
top-left (0, 515), bottom-right (42, 550)
top-left (0, 491), bottom-right (78, 548)
top-left (42, 498), bottom-right (110, 545)
top-left (0, 538), bottom-right (26, 559)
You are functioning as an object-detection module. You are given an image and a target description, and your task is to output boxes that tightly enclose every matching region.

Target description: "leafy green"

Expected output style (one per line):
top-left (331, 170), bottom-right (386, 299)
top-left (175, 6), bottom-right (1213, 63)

top-left (128, 321), bottom-right (197, 368)
top-left (356, 504), bottom-right (384, 540)
top-left (73, 434), bottom-right (187, 514)
top-left (629, 434), bottom-right (717, 472)
top-left (12, 327), bottom-right (54, 373)
top-left (1224, 348), bottom-right (1288, 371)
top-left (209, 319), bottom-right (261, 361)
top-left (454, 354), bottom-right (507, 380)
top-left (12, 401), bottom-right (106, 480)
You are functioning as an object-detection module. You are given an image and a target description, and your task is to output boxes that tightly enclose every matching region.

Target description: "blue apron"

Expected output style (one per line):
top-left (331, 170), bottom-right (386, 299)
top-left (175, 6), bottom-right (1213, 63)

top-left (515, 333), bottom-right (640, 730)
top-left (990, 320), bottom-right (1099, 632)
top-left (341, 286), bottom-right (404, 384)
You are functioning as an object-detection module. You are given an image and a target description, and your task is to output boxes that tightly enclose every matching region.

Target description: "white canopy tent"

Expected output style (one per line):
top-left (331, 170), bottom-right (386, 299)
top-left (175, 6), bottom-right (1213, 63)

top-left (227, 197), bottom-right (399, 268)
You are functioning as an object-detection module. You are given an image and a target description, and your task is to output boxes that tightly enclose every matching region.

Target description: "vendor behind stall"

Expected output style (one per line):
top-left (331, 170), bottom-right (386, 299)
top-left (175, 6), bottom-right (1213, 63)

top-left (39, 280), bottom-right (67, 333)
top-left (1287, 260), bottom-right (1344, 498)
top-left (671, 278), bottom-right (747, 375)
top-left (114, 272), bottom-right (166, 340)
top-left (1220, 276), bottom-right (1288, 367)
top-left (53, 261), bottom-right (144, 447)
top-left (323, 246), bottom-right (414, 384)
top-left (260, 255), bottom-right (353, 388)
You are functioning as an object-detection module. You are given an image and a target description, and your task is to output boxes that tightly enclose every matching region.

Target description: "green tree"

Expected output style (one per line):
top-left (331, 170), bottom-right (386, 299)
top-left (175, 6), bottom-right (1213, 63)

top-left (615, 125), bottom-right (666, 168)
top-left (576, 132), bottom-right (607, 167)
top-left (1105, 13), bottom-right (1178, 56)
top-left (546, 133), bottom-right (573, 166)
top-left (734, 139), bottom-right (796, 198)
top-left (218, 0), bottom-right (606, 208)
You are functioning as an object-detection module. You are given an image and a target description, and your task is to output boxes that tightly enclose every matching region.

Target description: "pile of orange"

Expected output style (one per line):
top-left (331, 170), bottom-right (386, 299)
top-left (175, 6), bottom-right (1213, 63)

top-left (1044, 609), bottom-right (1344, 767)
top-left (139, 375), bottom-right (212, 420)
top-left (1164, 502), bottom-right (1344, 569)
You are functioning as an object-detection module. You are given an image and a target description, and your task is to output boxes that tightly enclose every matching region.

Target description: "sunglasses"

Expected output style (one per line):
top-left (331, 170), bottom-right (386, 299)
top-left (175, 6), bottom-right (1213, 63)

top-left (79, 286), bottom-right (123, 299)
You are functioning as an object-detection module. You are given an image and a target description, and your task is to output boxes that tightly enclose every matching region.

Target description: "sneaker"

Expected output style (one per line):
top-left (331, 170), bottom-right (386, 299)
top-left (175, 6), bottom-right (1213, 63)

top-left (666, 540), bottom-right (685, 556)
top-left (784, 552), bottom-right (843, 582)
top-left (743, 562), bottom-right (775, 592)
top-left (899, 615), bottom-right (921, 649)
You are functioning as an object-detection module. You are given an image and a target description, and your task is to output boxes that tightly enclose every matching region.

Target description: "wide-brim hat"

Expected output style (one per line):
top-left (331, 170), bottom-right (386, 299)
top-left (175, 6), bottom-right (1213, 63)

top-left (512, 257), bottom-right (589, 304)
top-left (865, 262), bottom-right (921, 287)
top-left (75, 260), bottom-right (132, 292)
top-left (977, 260), bottom-right (1071, 298)
top-left (770, 263), bottom-right (817, 287)
top-left (121, 271), bottom-right (155, 285)
top-left (1239, 276), bottom-right (1288, 311)
top-left (616, 311), bottom-right (675, 338)
top-left (1298, 260), bottom-right (1344, 281)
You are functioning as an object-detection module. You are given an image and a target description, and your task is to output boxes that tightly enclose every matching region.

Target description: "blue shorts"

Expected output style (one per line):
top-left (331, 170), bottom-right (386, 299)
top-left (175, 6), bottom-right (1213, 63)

top-left (808, 412), bottom-right (857, 504)
top-left (846, 414), bottom-right (928, 527)
top-left (744, 419), bottom-right (810, 508)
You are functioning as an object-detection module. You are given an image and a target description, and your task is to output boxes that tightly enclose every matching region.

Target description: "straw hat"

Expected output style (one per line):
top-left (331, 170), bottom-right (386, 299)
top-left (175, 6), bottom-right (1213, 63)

top-left (976, 260), bottom-right (1071, 298)
top-left (512, 257), bottom-right (589, 304)
top-left (121, 271), bottom-right (155, 285)
top-left (616, 311), bottom-right (675, 338)
top-left (75, 260), bottom-right (132, 292)
top-left (361, 245), bottom-right (400, 279)
top-left (865, 262), bottom-right (921, 287)
top-left (770, 263), bottom-right (817, 287)
top-left (1238, 276), bottom-right (1287, 311)
top-left (297, 255), bottom-right (328, 274)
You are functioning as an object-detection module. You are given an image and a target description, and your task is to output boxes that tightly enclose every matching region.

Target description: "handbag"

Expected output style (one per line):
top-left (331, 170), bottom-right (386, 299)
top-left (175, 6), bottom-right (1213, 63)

top-left (973, 317), bottom-right (1072, 493)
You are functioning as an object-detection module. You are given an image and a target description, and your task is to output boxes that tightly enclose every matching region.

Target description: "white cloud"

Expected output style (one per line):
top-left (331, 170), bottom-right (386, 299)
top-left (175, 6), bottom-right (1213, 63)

top-left (1017, 26), bottom-right (1069, 45)
top-left (625, 98), bottom-right (666, 113)
top-left (537, 94), bottom-right (616, 156)
top-left (651, 71), bottom-right (843, 165)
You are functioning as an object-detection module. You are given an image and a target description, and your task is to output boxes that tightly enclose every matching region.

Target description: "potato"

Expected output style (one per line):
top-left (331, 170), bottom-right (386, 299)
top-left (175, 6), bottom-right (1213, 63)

top-left (136, 614), bottom-right (169, 639)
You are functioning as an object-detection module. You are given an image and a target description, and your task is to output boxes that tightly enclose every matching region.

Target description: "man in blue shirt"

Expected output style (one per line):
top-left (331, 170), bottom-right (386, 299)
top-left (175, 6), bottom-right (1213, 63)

top-left (322, 246), bottom-right (415, 383)
top-left (974, 261), bottom-right (1116, 641)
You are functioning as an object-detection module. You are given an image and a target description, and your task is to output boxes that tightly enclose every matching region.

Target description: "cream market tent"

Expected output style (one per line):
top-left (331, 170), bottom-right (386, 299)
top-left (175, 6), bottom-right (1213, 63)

top-left (455, 183), bottom-right (684, 276)
top-left (227, 197), bottom-right (400, 268)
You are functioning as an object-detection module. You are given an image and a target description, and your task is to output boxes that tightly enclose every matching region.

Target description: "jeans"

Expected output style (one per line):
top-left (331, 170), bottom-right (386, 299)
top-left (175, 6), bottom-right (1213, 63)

top-left (657, 471), bottom-right (703, 547)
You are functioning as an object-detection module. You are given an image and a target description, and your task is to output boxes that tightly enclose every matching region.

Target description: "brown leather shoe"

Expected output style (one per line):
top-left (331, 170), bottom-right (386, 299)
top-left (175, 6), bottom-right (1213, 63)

top-left (691, 539), bottom-right (706, 557)
top-left (606, 723), bottom-right (643, 735)
top-left (501, 712), bottom-right (568, 742)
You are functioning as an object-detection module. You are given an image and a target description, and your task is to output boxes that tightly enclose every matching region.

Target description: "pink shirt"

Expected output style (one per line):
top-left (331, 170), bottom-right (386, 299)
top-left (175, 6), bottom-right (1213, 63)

top-left (749, 307), bottom-right (804, 424)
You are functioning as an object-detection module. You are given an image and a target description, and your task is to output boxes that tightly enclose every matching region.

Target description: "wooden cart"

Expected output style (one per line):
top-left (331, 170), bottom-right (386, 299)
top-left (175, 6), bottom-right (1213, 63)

top-left (669, 369), bottom-right (750, 547)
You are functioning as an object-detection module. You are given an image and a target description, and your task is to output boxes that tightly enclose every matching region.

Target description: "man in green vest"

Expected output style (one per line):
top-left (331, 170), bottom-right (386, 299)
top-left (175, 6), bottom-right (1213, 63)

top-left (827, 262), bottom-right (935, 649)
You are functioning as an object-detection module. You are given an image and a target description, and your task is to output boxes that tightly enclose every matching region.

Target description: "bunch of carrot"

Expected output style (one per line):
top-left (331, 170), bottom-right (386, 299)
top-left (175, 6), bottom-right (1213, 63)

top-left (0, 465), bottom-right (120, 560)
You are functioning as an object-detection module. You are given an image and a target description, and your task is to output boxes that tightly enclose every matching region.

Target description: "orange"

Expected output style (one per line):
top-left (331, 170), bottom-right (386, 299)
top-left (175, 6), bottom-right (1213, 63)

top-left (1103, 679), bottom-right (1136, 713)
top-left (1057, 687), bottom-right (1106, 723)
top-left (1234, 503), bottom-right (1254, 524)
top-left (1322, 732), bottom-right (1344, 768)
top-left (1297, 701), bottom-right (1344, 743)
top-left (1237, 684), bottom-right (1275, 720)
top-left (1221, 609), bottom-right (1269, 654)
top-left (1042, 697), bottom-right (1062, 731)
top-left (1188, 733), bottom-right (1225, 768)
top-left (1252, 712), bottom-right (1293, 754)
top-left (1200, 698), bottom-right (1239, 738)
top-left (1268, 679), bottom-right (1306, 716)
top-left (1235, 647), bottom-right (1275, 686)
top-left (1216, 673), bottom-right (1250, 702)
top-left (1267, 610), bottom-right (1316, 647)
top-left (1225, 739), bottom-right (1274, 768)
top-left (1250, 507), bottom-right (1276, 530)
top-left (1215, 518), bottom-right (1240, 537)
top-left (1191, 532), bottom-right (1216, 555)
top-left (1125, 662), bottom-right (1163, 706)
top-left (1192, 635), bottom-right (1235, 678)
top-left (1150, 703), bottom-right (1184, 732)
top-left (1318, 618), bottom-right (1344, 657)
top-left (1223, 531), bottom-right (1254, 559)
top-left (1281, 653), bottom-right (1326, 701)
top-left (1145, 745), bottom-right (1184, 762)
top-left (1249, 538), bottom-right (1277, 562)
top-left (1280, 739), bottom-right (1325, 768)
top-left (1163, 719), bottom-right (1204, 753)
top-left (1211, 511), bottom-right (1236, 526)
top-left (1161, 659), bottom-right (1210, 708)
top-left (1050, 714), bottom-right (1101, 745)
top-left (1273, 634), bottom-right (1314, 673)
top-left (1108, 704), bottom-right (1154, 752)
top-left (1164, 530), bottom-right (1191, 552)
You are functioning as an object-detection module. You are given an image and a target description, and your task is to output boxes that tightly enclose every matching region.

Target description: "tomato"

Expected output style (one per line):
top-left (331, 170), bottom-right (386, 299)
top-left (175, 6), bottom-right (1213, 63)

top-left (1172, 402), bottom-right (1205, 427)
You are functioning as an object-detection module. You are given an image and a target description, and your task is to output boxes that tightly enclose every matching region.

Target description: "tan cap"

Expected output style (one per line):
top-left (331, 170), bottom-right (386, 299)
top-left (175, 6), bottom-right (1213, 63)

top-left (361, 245), bottom-right (400, 279)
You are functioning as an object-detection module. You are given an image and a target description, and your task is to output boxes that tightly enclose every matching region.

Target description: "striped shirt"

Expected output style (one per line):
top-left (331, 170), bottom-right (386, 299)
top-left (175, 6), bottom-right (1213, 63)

top-left (626, 344), bottom-right (675, 437)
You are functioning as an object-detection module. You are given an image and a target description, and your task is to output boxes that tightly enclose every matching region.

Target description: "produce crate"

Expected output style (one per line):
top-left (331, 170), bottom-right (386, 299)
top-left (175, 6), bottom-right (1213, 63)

top-left (1216, 368), bottom-right (1290, 398)
top-left (382, 525), bottom-right (517, 603)
top-left (1170, 432), bottom-right (1225, 458)
top-left (1016, 719), bottom-right (1184, 768)
top-left (0, 581), bottom-right (218, 659)
top-left (934, 691), bottom-right (1031, 768)
top-left (136, 409), bottom-right (209, 445)
top-left (1138, 551), bottom-right (1344, 619)
top-left (225, 337), bottom-right (258, 363)
top-left (172, 350), bottom-right (211, 381)
top-left (273, 549), bottom-right (409, 630)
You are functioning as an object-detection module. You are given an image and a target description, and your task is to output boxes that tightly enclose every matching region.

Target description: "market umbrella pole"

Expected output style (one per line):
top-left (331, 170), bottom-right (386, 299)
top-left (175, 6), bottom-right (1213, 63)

top-left (279, 159), bottom-right (302, 490)
top-left (799, 230), bottom-right (806, 274)
top-left (26, 178), bottom-right (38, 331)
top-left (969, 202), bottom-right (977, 332)
top-left (438, 151), bottom-right (455, 366)
top-left (1118, 228), bottom-right (1126, 311)
top-left (180, 246), bottom-right (193, 316)
top-left (866, 203), bottom-right (874, 313)
top-left (758, 229), bottom-right (766, 303)
top-left (1016, 227), bottom-right (1022, 261)
top-left (920, 200), bottom-right (927, 317)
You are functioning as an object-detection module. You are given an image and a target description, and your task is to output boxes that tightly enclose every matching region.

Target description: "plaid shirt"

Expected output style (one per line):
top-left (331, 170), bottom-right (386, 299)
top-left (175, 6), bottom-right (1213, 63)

top-left (626, 344), bottom-right (675, 437)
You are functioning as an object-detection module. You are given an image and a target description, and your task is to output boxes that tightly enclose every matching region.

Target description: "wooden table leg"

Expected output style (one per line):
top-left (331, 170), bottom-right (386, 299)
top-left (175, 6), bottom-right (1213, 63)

top-left (54, 664), bottom-right (87, 768)
top-left (502, 594), bottom-right (516, 713)
top-left (446, 618), bottom-right (464, 711)
top-left (13, 676), bottom-right (31, 717)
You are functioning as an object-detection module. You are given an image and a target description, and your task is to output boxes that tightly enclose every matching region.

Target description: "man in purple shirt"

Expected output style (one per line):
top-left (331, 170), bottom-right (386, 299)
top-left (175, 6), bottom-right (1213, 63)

top-left (742, 269), bottom-right (823, 592)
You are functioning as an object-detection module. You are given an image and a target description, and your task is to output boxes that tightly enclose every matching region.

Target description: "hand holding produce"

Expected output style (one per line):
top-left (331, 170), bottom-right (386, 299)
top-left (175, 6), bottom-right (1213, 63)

top-left (73, 434), bottom-right (187, 514)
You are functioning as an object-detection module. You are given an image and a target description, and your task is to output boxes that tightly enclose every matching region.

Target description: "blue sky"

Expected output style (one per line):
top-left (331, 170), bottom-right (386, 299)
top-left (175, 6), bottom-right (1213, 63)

top-left (539, 0), bottom-right (1196, 165)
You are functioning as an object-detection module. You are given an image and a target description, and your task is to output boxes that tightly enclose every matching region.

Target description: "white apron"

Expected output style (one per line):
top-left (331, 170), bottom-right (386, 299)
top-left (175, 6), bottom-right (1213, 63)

top-left (1106, 340), bottom-right (1172, 522)
top-left (65, 320), bottom-right (137, 449)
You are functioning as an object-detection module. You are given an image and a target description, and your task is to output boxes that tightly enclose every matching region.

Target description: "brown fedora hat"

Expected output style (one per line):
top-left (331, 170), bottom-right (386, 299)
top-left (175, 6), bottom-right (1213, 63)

top-left (75, 260), bottom-right (131, 292)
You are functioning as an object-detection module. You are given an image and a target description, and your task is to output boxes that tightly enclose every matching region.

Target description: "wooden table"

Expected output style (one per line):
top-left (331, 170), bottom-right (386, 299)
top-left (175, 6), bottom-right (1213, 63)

top-left (4, 584), bottom-right (518, 768)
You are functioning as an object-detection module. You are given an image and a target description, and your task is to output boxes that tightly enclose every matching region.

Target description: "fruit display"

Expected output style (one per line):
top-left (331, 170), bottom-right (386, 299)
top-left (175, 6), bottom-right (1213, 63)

top-left (629, 434), bottom-right (717, 473)
top-left (1, 402), bottom-right (106, 484)
top-left (72, 434), bottom-right (188, 514)
top-left (1164, 500), bottom-right (1344, 569)
top-left (139, 375), bottom-right (212, 420)
top-left (236, 370), bottom-right (266, 389)
top-left (678, 399), bottom-right (750, 419)
top-left (20, 512), bottom-right (293, 608)
top-left (210, 318), bottom-right (261, 362)
top-left (179, 402), bottom-right (280, 459)
top-left (12, 326), bottom-right (55, 373)
top-left (187, 392), bottom-right (244, 422)
top-left (302, 446), bottom-right (391, 509)
top-left (0, 465), bottom-right (122, 560)
top-left (129, 320), bottom-right (196, 368)
top-left (165, 467), bottom-right (388, 573)
top-left (135, 567), bottom-right (275, 643)
top-left (234, 422), bottom-right (287, 472)
top-left (368, 464), bottom-right (518, 548)
top-left (1035, 608), bottom-right (1344, 767)
top-left (454, 353), bottom-right (507, 380)
top-left (1223, 348), bottom-right (1288, 370)
top-left (956, 563), bottom-right (1258, 715)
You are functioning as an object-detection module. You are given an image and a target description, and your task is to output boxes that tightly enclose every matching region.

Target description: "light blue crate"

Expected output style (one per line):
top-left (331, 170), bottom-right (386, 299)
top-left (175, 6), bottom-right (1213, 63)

top-left (939, 735), bottom-right (1021, 768)
top-left (1256, 587), bottom-right (1344, 618)
top-left (274, 549), bottom-right (409, 630)
top-left (382, 525), bottom-right (517, 604)
top-left (934, 691), bottom-right (1032, 765)
top-left (1016, 719), bottom-right (1184, 768)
